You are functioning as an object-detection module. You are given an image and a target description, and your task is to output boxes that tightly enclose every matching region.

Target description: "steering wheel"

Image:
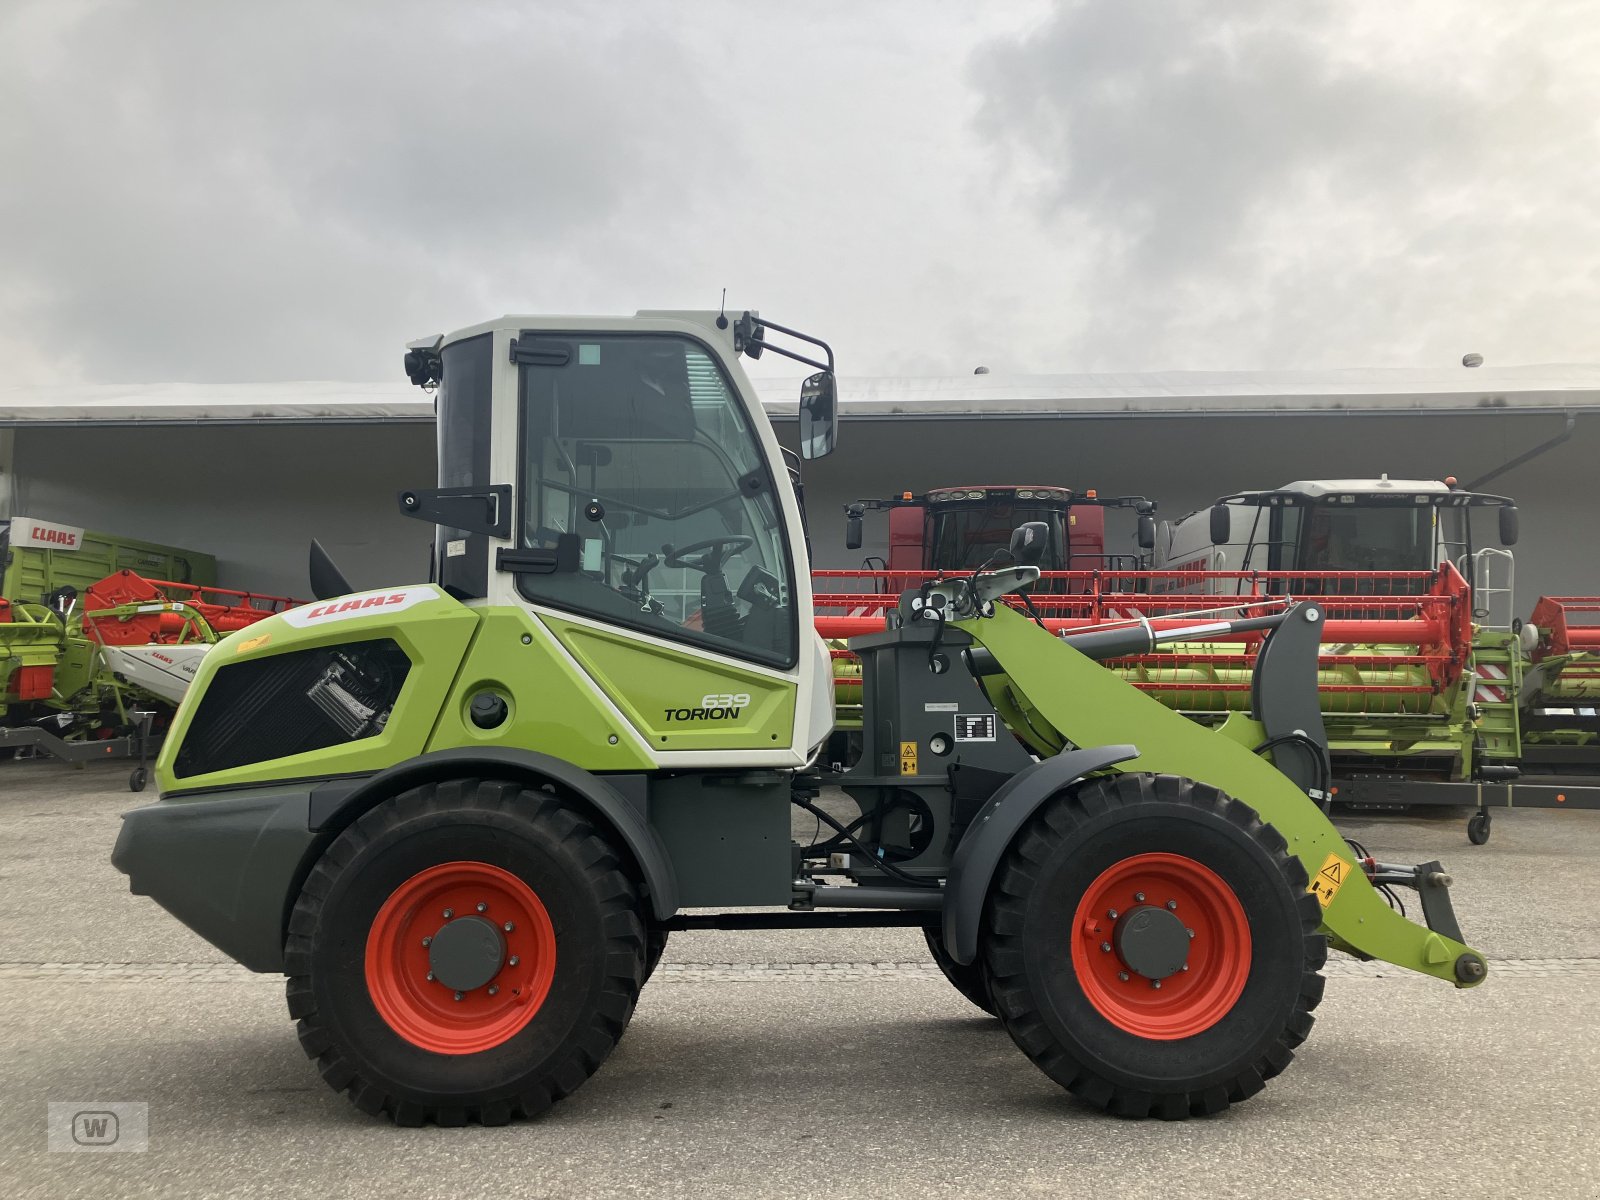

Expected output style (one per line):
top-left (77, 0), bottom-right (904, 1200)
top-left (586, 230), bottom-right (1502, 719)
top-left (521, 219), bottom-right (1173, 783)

top-left (663, 536), bottom-right (754, 574)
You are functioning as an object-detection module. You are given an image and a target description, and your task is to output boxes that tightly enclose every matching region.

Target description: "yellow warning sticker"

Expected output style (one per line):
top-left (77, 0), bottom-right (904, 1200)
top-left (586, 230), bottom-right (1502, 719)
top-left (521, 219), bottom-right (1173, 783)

top-left (1308, 852), bottom-right (1349, 909)
top-left (899, 740), bottom-right (918, 776)
top-left (236, 633), bottom-right (272, 655)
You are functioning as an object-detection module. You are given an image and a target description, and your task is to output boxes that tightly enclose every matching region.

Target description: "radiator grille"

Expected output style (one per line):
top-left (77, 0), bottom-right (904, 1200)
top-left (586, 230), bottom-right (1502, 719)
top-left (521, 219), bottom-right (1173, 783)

top-left (173, 639), bottom-right (411, 778)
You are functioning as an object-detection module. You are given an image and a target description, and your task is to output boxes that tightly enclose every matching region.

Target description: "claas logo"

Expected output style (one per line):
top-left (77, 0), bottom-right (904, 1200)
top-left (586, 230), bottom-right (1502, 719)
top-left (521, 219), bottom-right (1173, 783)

top-left (303, 593), bottom-right (410, 621)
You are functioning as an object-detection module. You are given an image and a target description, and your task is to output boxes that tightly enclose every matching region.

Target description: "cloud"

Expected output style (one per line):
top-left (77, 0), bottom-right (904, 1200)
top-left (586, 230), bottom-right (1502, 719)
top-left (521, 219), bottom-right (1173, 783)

top-left (0, 1), bottom-right (741, 382)
top-left (2, 1), bottom-right (1595, 385)
top-left (971, 0), bottom-right (1600, 370)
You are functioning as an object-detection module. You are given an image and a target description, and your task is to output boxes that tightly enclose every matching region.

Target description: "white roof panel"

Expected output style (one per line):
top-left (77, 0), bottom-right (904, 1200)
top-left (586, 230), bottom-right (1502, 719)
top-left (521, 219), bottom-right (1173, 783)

top-left (3, 364), bottom-right (1599, 426)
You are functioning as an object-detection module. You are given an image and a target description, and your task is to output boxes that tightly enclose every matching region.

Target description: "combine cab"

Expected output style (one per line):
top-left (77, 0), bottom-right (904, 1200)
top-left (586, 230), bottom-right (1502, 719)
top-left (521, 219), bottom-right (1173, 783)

top-left (844, 485), bottom-right (1156, 578)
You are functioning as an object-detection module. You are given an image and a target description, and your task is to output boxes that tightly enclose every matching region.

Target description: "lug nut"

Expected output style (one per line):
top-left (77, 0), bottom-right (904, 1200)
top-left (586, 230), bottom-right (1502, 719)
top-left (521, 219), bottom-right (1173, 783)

top-left (453, 992), bottom-right (464, 1002)
top-left (1166, 900), bottom-right (1178, 910)
top-left (504, 922), bottom-right (514, 932)
top-left (1151, 979), bottom-right (1162, 990)
top-left (477, 903), bottom-right (487, 913)
top-left (1181, 964), bottom-right (1189, 972)
top-left (509, 956), bottom-right (520, 967)
top-left (1107, 909), bottom-right (1119, 920)
top-left (488, 985), bottom-right (499, 996)
top-left (1134, 892), bottom-right (1145, 902)
top-left (421, 936), bottom-right (431, 947)
top-left (425, 972), bottom-right (435, 981)
top-left (1186, 928), bottom-right (1195, 939)
top-left (1100, 942), bottom-right (1111, 953)
top-left (1118, 972), bottom-right (1130, 982)
top-left (443, 908), bottom-right (454, 919)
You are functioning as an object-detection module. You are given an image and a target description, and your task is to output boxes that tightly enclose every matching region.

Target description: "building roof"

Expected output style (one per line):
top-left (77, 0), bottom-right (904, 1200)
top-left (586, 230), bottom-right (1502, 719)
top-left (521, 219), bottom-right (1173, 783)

top-left (4, 364), bottom-right (1600, 427)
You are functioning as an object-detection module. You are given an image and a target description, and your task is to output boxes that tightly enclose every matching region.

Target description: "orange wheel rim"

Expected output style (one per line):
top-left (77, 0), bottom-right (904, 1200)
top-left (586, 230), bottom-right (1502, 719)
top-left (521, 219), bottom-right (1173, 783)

top-left (364, 861), bottom-right (556, 1054)
top-left (1070, 852), bottom-right (1251, 1040)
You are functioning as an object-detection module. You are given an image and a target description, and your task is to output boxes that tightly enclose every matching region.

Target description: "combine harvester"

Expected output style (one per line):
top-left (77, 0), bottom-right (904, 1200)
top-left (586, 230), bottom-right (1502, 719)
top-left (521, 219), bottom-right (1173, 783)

top-left (1, 516), bottom-right (302, 785)
top-left (817, 477), bottom-right (1600, 842)
top-left (1161, 478), bottom-right (1600, 841)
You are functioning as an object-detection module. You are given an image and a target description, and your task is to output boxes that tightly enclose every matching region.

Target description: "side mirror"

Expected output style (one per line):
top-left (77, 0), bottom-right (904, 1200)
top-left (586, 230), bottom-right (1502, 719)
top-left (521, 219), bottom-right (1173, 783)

top-left (845, 505), bottom-right (864, 551)
top-left (1009, 521), bottom-right (1050, 567)
top-left (799, 371), bottom-right (837, 461)
top-left (1499, 505), bottom-right (1519, 547)
top-left (1209, 504), bottom-right (1232, 545)
top-left (1137, 514), bottom-right (1156, 550)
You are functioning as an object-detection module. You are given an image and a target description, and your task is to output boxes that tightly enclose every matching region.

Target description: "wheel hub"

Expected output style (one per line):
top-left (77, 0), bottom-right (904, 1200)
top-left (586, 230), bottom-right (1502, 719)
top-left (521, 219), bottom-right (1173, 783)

top-left (1071, 851), bottom-right (1252, 1040)
top-left (427, 915), bottom-right (505, 992)
top-left (364, 860), bottom-right (558, 1054)
top-left (1113, 905), bottom-right (1190, 980)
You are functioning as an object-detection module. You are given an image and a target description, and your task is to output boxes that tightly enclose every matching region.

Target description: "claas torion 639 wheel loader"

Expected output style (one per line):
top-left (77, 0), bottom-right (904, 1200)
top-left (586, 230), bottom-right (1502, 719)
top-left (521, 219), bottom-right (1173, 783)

top-left (113, 309), bottom-right (1485, 1127)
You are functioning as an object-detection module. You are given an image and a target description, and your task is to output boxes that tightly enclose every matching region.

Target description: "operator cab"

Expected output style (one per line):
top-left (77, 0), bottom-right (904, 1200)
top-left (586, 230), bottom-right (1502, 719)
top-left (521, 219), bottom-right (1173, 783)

top-left (399, 309), bottom-right (840, 760)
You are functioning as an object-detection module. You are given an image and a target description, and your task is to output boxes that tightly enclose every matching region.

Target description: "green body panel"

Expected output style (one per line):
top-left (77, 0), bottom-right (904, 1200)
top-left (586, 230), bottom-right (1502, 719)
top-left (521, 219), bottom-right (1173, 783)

top-left (154, 587), bottom-right (480, 795)
top-left (424, 608), bottom-right (654, 770)
top-left (2, 525), bottom-right (216, 604)
top-left (958, 603), bottom-right (1484, 986)
top-left (543, 614), bottom-right (796, 752)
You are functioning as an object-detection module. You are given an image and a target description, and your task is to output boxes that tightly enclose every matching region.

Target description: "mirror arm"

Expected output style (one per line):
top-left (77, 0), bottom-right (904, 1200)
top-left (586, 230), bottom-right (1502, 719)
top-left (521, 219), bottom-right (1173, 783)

top-left (743, 316), bottom-right (836, 372)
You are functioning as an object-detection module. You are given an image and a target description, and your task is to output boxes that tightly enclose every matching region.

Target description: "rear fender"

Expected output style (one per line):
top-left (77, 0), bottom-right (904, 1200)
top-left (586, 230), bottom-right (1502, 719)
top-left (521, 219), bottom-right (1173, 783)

top-left (308, 748), bottom-right (680, 919)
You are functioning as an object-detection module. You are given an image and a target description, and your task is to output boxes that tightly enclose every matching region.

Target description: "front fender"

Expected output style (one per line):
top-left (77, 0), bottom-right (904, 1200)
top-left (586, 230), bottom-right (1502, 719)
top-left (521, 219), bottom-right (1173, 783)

top-left (942, 744), bottom-right (1140, 964)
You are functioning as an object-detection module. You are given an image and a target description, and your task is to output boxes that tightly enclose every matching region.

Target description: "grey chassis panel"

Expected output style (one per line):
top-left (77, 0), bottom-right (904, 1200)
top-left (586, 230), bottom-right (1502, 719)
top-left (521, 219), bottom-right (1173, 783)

top-left (113, 784), bottom-right (327, 973)
top-left (306, 747), bottom-right (681, 920)
top-left (942, 744), bottom-right (1140, 965)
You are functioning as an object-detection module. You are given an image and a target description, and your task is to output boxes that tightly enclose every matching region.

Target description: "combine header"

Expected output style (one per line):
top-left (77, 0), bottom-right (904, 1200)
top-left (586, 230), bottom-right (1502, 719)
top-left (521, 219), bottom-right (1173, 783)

top-left (2, 524), bottom-right (302, 782)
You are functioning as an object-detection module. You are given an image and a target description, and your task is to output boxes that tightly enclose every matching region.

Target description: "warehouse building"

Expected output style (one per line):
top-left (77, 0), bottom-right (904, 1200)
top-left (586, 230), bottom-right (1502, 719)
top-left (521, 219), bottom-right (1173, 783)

top-left (3, 366), bottom-right (1599, 609)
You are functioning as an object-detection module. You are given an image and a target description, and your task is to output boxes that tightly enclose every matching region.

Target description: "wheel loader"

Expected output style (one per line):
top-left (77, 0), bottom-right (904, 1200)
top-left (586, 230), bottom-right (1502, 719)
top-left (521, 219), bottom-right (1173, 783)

top-left (113, 309), bottom-right (1485, 1126)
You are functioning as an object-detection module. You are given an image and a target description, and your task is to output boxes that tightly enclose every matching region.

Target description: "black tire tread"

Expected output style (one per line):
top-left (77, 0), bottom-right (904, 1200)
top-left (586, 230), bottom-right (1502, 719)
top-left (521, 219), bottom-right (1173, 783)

top-left (284, 777), bottom-right (645, 1126)
top-left (922, 925), bottom-right (998, 1017)
top-left (982, 772), bottom-right (1326, 1119)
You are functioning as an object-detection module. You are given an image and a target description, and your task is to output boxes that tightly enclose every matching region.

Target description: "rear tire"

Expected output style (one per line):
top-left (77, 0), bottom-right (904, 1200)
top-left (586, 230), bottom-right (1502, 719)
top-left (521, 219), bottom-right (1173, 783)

top-left (982, 772), bottom-right (1326, 1119)
top-left (643, 927), bottom-right (669, 984)
top-left (923, 924), bottom-right (996, 1016)
top-left (285, 778), bottom-right (646, 1125)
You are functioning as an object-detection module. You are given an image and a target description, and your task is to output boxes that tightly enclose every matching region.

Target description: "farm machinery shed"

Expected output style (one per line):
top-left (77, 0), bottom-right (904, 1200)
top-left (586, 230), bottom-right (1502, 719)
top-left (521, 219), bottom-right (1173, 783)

top-left (3, 366), bottom-right (1600, 604)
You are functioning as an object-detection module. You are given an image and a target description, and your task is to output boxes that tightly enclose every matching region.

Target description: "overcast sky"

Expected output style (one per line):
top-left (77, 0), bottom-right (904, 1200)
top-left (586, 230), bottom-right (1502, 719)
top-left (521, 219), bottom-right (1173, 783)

top-left (3, 1), bottom-right (1595, 385)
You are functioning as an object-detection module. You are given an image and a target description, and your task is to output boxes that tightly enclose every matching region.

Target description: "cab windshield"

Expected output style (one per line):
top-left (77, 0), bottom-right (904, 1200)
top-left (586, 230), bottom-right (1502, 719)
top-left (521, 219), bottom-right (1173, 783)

top-left (515, 334), bottom-right (796, 666)
top-left (928, 503), bottom-right (1066, 570)
top-left (1297, 503), bottom-right (1433, 572)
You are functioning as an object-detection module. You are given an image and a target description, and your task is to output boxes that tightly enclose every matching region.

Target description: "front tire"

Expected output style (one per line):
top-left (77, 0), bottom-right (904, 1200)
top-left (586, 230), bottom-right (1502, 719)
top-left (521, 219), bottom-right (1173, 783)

top-left (285, 778), bottom-right (646, 1125)
top-left (982, 773), bottom-right (1326, 1119)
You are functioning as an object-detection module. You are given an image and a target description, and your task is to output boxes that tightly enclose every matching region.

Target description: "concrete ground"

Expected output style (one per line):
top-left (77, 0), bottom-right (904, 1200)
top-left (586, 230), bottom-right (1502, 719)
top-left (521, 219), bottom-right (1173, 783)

top-left (3, 760), bottom-right (1599, 1199)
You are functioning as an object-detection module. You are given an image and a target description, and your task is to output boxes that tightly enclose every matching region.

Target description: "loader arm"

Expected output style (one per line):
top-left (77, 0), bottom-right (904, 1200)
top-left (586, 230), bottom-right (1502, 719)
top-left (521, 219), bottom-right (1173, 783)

top-left (956, 602), bottom-right (1487, 987)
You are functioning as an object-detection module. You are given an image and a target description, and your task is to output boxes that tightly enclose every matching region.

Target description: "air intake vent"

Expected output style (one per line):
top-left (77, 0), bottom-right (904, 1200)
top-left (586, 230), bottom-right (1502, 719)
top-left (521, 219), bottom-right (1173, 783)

top-left (174, 639), bottom-right (411, 778)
